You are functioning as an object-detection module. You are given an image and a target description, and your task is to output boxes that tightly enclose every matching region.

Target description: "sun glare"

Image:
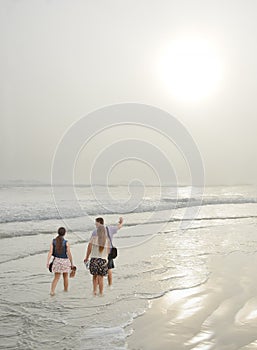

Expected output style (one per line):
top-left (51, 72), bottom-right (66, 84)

top-left (158, 38), bottom-right (223, 101)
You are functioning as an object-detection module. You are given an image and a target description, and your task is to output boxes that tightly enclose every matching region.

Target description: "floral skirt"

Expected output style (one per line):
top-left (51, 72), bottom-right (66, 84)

top-left (52, 257), bottom-right (71, 273)
top-left (89, 258), bottom-right (108, 276)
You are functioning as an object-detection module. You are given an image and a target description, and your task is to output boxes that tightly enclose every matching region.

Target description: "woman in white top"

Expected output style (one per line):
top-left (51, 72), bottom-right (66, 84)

top-left (84, 225), bottom-right (110, 295)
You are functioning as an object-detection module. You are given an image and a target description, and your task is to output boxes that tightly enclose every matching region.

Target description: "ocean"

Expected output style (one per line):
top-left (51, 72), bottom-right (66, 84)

top-left (1, 184), bottom-right (257, 349)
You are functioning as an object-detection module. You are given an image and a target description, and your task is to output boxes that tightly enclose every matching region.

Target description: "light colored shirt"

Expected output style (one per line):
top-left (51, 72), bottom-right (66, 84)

top-left (91, 225), bottom-right (118, 244)
top-left (90, 235), bottom-right (109, 259)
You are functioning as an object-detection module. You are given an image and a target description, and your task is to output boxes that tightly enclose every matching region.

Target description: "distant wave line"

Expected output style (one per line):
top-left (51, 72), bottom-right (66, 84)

top-left (1, 198), bottom-right (257, 224)
top-left (0, 214), bottom-right (256, 241)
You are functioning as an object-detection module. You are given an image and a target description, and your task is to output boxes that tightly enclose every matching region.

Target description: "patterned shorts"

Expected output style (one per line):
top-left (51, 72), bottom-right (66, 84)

top-left (52, 257), bottom-right (71, 273)
top-left (89, 258), bottom-right (108, 276)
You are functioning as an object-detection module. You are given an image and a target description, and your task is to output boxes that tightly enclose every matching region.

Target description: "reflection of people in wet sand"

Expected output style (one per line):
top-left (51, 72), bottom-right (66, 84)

top-left (84, 217), bottom-right (123, 287)
top-left (46, 227), bottom-right (74, 296)
top-left (84, 225), bottom-right (109, 296)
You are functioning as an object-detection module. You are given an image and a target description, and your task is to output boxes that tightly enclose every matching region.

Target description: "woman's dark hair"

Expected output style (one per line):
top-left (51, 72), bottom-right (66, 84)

top-left (58, 227), bottom-right (66, 236)
top-left (56, 227), bottom-right (66, 255)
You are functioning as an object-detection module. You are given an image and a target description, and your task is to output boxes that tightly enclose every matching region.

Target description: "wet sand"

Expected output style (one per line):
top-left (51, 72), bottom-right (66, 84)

top-left (127, 252), bottom-right (257, 350)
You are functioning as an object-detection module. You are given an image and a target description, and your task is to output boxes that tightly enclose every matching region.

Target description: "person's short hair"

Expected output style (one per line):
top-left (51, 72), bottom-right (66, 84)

top-left (95, 217), bottom-right (104, 225)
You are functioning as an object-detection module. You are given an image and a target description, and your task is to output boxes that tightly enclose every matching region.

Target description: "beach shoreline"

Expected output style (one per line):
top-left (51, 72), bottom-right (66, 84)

top-left (126, 251), bottom-right (257, 350)
top-left (1, 185), bottom-right (257, 349)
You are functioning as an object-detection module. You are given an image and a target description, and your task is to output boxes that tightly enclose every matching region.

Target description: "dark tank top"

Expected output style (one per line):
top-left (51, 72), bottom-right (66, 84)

top-left (52, 238), bottom-right (68, 258)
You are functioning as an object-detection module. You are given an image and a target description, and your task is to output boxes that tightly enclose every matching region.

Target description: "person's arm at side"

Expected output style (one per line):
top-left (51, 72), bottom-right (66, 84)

top-left (66, 242), bottom-right (74, 267)
top-left (46, 243), bottom-right (53, 268)
top-left (84, 239), bottom-right (93, 262)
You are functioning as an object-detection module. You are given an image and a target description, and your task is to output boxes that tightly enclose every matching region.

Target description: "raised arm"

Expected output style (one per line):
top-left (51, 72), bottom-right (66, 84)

top-left (117, 217), bottom-right (124, 230)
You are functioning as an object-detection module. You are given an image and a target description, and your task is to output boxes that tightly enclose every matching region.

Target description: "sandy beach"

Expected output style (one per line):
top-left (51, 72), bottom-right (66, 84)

top-left (2, 0), bottom-right (257, 348)
top-left (127, 252), bottom-right (257, 350)
top-left (1, 185), bottom-right (257, 349)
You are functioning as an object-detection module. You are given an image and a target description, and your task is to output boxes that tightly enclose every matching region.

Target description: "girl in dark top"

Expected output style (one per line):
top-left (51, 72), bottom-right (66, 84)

top-left (46, 227), bottom-right (74, 296)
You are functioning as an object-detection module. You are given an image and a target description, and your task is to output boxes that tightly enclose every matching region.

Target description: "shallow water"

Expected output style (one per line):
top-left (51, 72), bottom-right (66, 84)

top-left (0, 185), bottom-right (257, 349)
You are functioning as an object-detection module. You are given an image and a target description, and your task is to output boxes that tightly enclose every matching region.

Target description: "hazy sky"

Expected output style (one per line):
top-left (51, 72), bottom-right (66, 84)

top-left (1, 0), bottom-right (257, 186)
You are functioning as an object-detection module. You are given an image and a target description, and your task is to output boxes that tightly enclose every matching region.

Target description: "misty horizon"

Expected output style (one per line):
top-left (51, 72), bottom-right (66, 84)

top-left (1, 0), bottom-right (257, 187)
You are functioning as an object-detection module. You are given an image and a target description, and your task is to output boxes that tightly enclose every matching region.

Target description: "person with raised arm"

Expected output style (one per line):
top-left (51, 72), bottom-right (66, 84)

top-left (84, 217), bottom-right (123, 287)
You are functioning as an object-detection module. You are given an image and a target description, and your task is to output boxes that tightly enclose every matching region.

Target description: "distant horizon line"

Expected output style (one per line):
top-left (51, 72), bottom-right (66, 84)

top-left (0, 180), bottom-right (255, 188)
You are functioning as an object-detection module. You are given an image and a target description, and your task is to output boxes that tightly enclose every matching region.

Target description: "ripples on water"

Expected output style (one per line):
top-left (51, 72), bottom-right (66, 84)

top-left (0, 185), bottom-right (257, 349)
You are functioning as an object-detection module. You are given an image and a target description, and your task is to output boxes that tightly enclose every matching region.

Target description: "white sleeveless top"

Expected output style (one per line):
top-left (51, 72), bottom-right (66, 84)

top-left (90, 236), bottom-right (109, 259)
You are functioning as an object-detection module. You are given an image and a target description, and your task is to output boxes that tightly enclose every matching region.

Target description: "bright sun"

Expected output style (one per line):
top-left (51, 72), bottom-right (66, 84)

top-left (158, 38), bottom-right (223, 101)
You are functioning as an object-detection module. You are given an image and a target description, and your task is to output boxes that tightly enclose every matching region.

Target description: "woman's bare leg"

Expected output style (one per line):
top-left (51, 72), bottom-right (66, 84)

top-left (51, 273), bottom-right (61, 295)
top-left (98, 276), bottom-right (104, 295)
top-left (63, 272), bottom-right (69, 291)
top-left (93, 275), bottom-right (98, 295)
top-left (107, 269), bottom-right (112, 286)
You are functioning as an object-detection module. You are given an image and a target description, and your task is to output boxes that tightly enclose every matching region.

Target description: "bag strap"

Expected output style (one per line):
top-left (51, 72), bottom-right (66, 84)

top-left (106, 226), bottom-right (113, 248)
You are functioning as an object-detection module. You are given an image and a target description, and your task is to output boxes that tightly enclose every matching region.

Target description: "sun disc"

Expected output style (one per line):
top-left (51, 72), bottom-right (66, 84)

top-left (158, 38), bottom-right (223, 101)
